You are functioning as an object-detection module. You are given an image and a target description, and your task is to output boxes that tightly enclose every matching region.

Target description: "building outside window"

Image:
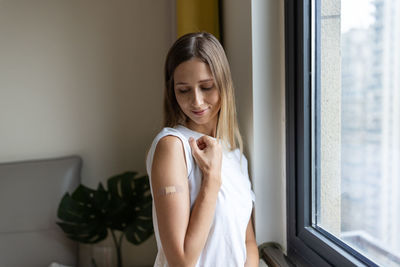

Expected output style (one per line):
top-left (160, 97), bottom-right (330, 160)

top-left (286, 0), bottom-right (400, 266)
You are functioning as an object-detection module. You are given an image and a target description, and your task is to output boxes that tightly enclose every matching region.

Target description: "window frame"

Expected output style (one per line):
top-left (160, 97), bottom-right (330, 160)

top-left (285, 0), bottom-right (379, 266)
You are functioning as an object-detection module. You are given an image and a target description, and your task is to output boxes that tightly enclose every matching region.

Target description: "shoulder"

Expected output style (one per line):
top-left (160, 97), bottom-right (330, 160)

top-left (150, 127), bottom-right (188, 153)
top-left (151, 135), bottom-right (188, 180)
top-left (155, 134), bottom-right (185, 156)
top-left (153, 127), bottom-right (187, 159)
top-left (146, 127), bottom-right (193, 177)
top-left (230, 148), bottom-right (249, 173)
top-left (232, 148), bottom-right (248, 163)
top-left (151, 129), bottom-right (190, 176)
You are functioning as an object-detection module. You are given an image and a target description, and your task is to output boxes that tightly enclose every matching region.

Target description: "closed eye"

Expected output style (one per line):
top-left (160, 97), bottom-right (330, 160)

top-left (201, 82), bottom-right (214, 90)
top-left (178, 89), bottom-right (190, 93)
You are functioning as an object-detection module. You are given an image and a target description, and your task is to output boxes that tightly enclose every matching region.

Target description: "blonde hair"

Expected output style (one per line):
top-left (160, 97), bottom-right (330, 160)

top-left (163, 32), bottom-right (243, 154)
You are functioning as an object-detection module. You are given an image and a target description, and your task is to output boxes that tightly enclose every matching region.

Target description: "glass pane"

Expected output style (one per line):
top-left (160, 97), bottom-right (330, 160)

top-left (314, 0), bottom-right (400, 266)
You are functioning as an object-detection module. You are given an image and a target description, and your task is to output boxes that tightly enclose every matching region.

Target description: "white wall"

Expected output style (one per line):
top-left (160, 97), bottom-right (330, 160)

top-left (0, 1), bottom-right (174, 266)
top-left (251, 0), bottom-right (286, 251)
top-left (223, 0), bottom-right (287, 252)
top-left (0, 0), bottom-right (287, 265)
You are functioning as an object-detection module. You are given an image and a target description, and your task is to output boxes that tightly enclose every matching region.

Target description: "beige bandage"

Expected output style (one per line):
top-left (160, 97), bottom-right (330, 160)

top-left (157, 185), bottom-right (183, 196)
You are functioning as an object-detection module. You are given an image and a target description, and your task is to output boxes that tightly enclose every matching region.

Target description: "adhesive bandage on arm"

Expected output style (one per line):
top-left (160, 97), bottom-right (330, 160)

top-left (157, 185), bottom-right (184, 196)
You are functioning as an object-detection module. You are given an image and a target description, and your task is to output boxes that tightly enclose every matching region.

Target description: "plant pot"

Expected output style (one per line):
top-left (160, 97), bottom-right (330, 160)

top-left (91, 244), bottom-right (116, 267)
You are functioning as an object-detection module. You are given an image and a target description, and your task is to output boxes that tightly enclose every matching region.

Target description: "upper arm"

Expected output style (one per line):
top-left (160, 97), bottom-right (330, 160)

top-left (245, 214), bottom-right (256, 243)
top-left (245, 214), bottom-right (259, 267)
top-left (151, 135), bottom-right (191, 265)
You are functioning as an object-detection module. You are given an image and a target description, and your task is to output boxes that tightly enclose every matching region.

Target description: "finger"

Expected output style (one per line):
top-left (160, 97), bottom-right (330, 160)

top-left (198, 143), bottom-right (206, 150)
top-left (196, 135), bottom-right (215, 147)
top-left (196, 139), bottom-right (206, 149)
top-left (189, 137), bottom-right (200, 156)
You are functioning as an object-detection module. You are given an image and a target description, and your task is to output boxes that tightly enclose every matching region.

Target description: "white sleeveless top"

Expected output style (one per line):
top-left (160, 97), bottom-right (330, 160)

top-left (146, 125), bottom-right (256, 267)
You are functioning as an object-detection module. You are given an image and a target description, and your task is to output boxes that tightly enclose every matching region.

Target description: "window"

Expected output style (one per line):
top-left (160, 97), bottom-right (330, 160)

top-left (286, 0), bottom-right (400, 266)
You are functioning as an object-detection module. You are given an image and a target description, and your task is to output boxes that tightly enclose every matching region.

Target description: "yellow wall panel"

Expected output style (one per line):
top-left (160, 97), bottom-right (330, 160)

top-left (176, 0), bottom-right (220, 40)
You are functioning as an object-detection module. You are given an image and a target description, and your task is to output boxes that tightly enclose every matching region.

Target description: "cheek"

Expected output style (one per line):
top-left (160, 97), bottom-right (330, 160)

top-left (211, 91), bottom-right (221, 106)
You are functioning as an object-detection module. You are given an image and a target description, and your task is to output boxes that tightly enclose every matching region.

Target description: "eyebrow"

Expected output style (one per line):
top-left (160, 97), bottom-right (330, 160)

top-left (175, 78), bottom-right (214, 85)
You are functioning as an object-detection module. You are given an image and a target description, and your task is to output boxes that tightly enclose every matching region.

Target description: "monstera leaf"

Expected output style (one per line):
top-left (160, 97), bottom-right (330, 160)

top-left (57, 183), bottom-right (112, 243)
top-left (107, 171), bottom-right (154, 244)
top-left (56, 171), bottom-right (153, 267)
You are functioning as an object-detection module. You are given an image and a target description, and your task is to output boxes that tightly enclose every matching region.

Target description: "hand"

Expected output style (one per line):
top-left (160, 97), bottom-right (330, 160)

top-left (189, 136), bottom-right (222, 186)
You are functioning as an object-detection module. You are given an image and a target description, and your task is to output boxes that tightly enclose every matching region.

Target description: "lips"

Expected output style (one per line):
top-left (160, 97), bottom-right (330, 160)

top-left (192, 108), bottom-right (208, 116)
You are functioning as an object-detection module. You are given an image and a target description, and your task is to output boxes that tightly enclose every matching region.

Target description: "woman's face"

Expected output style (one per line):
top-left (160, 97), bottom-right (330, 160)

top-left (173, 58), bottom-right (221, 131)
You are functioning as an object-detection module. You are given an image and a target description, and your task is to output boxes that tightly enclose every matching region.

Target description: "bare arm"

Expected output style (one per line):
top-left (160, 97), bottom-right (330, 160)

top-left (244, 215), bottom-right (259, 267)
top-left (151, 135), bottom-right (221, 267)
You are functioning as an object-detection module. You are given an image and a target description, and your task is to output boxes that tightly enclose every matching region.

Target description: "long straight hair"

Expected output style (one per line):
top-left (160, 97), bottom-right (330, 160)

top-left (163, 32), bottom-right (243, 154)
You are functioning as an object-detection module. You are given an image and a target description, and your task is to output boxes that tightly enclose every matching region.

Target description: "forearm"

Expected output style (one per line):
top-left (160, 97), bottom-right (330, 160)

top-left (181, 177), bottom-right (220, 266)
top-left (244, 240), bottom-right (259, 267)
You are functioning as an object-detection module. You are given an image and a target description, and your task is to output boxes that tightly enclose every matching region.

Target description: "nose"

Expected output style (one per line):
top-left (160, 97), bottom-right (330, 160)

top-left (192, 87), bottom-right (204, 107)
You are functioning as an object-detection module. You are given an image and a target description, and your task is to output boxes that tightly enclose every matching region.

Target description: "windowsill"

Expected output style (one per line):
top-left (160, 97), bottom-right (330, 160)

top-left (259, 243), bottom-right (295, 267)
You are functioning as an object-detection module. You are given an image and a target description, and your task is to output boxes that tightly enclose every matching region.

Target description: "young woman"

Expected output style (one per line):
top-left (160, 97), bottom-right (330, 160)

top-left (146, 32), bottom-right (258, 267)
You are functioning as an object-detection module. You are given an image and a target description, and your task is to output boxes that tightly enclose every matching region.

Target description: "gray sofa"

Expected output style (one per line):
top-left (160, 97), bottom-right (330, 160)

top-left (0, 155), bottom-right (81, 267)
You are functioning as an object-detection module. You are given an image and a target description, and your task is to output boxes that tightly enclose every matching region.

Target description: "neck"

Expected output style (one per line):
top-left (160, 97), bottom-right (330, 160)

top-left (185, 118), bottom-right (218, 137)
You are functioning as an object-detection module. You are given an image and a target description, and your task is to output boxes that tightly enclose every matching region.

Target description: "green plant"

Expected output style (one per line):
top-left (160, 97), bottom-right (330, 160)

top-left (57, 171), bottom-right (154, 267)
